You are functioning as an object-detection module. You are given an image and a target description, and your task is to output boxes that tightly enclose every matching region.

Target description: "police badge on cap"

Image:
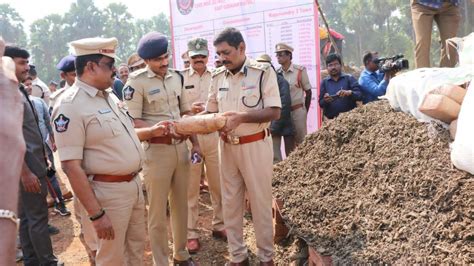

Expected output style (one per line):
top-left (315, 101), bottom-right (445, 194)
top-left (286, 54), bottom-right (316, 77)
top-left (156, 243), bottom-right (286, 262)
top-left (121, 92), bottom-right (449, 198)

top-left (54, 114), bottom-right (70, 133)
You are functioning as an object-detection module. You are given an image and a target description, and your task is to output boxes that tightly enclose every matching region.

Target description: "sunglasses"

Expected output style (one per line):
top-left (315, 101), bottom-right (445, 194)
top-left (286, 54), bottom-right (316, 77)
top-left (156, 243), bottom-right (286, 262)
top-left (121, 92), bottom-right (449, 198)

top-left (95, 60), bottom-right (115, 70)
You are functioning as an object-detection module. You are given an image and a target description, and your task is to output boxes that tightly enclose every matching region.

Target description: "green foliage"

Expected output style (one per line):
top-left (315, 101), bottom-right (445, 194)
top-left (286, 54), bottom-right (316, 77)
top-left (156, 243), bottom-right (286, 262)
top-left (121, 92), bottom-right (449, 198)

top-left (1, 1), bottom-right (171, 84)
top-left (3, 0), bottom-right (472, 83)
top-left (30, 14), bottom-right (69, 83)
top-left (0, 4), bottom-right (27, 47)
top-left (103, 3), bottom-right (135, 61)
top-left (63, 0), bottom-right (105, 40)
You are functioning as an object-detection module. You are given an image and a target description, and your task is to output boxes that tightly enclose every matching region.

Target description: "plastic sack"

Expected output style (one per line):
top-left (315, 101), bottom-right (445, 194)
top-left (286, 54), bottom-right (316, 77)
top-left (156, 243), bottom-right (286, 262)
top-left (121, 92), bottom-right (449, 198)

top-left (451, 81), bottom-right (474, 174)
top-left (447, 32), bottom-right (474, 68)
top-left (385, 66), bottom-right (473, 123)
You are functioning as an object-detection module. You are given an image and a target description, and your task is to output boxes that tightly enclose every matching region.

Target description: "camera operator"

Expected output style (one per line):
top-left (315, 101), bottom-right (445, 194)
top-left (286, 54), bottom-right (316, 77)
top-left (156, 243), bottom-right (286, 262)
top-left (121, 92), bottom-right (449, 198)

top-left (359, 51), bottom-right (395, 104)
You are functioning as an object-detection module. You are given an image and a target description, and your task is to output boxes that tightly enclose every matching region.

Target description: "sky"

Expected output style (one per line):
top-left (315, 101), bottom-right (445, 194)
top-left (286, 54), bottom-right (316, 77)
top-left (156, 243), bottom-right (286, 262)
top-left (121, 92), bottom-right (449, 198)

top-left (1, 0), bottom-right (170, 30)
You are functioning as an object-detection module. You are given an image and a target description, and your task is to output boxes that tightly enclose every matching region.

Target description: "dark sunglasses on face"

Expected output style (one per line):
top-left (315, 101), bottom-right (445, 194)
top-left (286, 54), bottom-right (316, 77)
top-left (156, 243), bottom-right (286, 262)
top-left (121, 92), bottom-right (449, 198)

top-left (95, 60), bottom-right (115, 70)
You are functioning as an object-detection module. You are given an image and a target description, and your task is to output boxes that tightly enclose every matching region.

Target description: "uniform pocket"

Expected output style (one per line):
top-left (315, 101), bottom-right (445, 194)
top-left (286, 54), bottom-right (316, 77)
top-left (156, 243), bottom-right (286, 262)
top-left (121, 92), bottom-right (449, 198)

top-left (240, 87), bottom-right (261, 111)
top-left (96, 113), bottom-right (123, 137)
top-left (217, 90), bottom-right (228, 111)
top-left (146, 88), bottom-right (166, 112)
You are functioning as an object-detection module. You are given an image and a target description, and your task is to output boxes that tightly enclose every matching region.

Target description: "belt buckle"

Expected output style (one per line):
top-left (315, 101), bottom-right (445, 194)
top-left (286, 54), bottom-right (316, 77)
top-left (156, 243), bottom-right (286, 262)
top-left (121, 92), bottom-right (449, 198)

top-left (227, 135), bottom-right (240, 145)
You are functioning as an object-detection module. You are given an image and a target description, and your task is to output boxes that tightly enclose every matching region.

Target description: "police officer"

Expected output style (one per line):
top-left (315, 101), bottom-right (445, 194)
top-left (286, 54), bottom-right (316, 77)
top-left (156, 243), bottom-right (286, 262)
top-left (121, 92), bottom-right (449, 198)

top-left (49, 55), bottom-right (76, 111)
top-left (123, 32), bottom-right (198, 266)
top-left (181, 37), bottom-right (226, 253)
top-left (182, 51), bottom-right (191, 69)
top-left (52, 37), bottom-right (170, 265)
top-left (127, 53), bottom-right (146, 73)
top-left (205, 27), bottom-right (281, 266)
top-left (29, 65), bottom-right (51, 105)
top-left (51, 54), bottom-right (97, 263)
top-left (256, 54), bottom-right (295, 163)
top-left (275, 43), bottom-right (312, 145)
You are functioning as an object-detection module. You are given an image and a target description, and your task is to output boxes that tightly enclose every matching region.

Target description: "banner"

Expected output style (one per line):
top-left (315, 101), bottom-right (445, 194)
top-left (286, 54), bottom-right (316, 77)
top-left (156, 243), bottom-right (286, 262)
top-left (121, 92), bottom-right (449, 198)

top-left (170, 0), bottom-right (321, 131)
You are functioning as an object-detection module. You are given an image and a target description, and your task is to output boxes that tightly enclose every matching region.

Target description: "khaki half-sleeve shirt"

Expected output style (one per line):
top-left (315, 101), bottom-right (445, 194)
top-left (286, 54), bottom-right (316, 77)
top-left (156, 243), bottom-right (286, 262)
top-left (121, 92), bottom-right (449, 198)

top-left (52, 78), bottom-right (145, 175)
top-left (206, 58), bottom-right (281, 136)
top-left (278, 63), bottom-right (312, 106)
top-left (123, 67), bottom-right (190, 125)
top-left (181, 67), bottom-right (212, 104)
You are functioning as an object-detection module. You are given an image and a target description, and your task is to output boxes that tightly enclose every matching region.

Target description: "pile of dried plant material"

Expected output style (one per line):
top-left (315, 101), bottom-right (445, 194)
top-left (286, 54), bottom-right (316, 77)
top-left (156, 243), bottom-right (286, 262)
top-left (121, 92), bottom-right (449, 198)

top-left (273, 100), bottom-right (473, 264)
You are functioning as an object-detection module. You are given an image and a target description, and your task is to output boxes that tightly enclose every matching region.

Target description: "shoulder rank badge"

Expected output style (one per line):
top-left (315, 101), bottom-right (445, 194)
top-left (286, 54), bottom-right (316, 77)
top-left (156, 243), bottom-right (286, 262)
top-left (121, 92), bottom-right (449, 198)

top-left (123, 86), bottom-right (135, 100)
top-left (54, 114), bottom-right (70, 133)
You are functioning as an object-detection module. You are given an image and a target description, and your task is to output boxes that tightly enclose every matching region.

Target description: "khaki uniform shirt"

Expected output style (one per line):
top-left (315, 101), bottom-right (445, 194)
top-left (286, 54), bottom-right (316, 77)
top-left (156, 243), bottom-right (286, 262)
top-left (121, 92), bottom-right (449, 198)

top-left (32, 78), bottom-right (51, 105)
top-left (49, 83), bottom-right (71, 109)
top-left (277, 63), bottom-right (312, 106)
top-left (206, 58), bottom-right (281, 137)
top-left (52, 78), bottom-right (145, 175)
top-left (123, 66), bottom-right (191, 124)
top-left (181, 67), bottom-right (212, 104)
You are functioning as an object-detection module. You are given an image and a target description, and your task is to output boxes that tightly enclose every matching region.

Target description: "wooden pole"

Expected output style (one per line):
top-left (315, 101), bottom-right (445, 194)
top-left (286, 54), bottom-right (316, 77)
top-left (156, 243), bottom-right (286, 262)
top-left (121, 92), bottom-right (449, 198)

top-left (314, 0), bottom-right (343, 65)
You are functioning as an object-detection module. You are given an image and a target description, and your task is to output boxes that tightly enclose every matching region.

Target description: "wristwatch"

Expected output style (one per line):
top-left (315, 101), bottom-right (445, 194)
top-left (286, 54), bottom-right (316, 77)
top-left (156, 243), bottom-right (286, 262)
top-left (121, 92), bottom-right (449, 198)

top-left (0, 209), bottom-right (18, 227)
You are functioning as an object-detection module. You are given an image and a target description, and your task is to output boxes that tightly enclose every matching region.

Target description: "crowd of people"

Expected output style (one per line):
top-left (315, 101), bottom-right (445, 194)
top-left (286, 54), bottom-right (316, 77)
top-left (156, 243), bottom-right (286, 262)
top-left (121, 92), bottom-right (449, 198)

top-left (0, 31), bottom-right (393, 266)
top-left (0, 1), bottom-right (462, 265)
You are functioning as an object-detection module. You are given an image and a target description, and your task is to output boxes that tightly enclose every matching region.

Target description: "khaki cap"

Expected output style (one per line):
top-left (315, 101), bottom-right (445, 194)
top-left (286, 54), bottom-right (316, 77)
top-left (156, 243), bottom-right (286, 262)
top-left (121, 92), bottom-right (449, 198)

top-left (70, 37), bottom-right (119, 59)
top-left (275, 42), bottom-right (294, 53)
top-left (181, 51), bottom-right (189, 60)
top-left (127, 53), bottom-right (144, 68)
top-left (256, 54), bottom-right (272, 63)
top-left (187, 37), bottom-right (209, 57)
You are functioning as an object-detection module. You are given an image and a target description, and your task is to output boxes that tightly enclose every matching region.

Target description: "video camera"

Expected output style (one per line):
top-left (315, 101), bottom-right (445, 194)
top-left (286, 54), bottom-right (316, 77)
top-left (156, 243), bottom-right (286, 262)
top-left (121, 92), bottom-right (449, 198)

top-left (374, 54), bottom-right (409, 72)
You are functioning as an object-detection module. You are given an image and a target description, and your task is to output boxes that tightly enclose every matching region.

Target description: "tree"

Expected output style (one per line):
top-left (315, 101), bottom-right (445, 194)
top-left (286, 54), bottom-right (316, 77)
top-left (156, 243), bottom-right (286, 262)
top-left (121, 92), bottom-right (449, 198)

top-left (63, 0), bottom-right (104, 41)
top-left (103, 3), bottom-right (135, 62)
top-left (0, 4), bottom-right (27, 47)
top-left (319, 0), bottom-right (415, 67)
top-left (29, 14), bottom-right (69, 84)
top-left (133, 13), bottom-right (171, 47)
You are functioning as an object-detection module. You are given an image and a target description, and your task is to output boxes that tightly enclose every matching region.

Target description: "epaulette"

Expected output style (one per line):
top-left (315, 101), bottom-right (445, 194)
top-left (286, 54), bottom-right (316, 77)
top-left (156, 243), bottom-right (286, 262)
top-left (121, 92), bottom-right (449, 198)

top-left (179, 67), bottom-right (190, 74)
top-left (59, 85), bottom-right (80, 104)
top-left (248, 59), bottom-right (270, 72)
top-left (128, 68), bottom-right (148, 79)
top-left (293, 64), bottom-right (306, 71)
top-left (211, 66), bottom-right (226, 78)
top-left (169, 69), bottom-right (184, 87)
top-left (49, 88), bottom-right (65, 100)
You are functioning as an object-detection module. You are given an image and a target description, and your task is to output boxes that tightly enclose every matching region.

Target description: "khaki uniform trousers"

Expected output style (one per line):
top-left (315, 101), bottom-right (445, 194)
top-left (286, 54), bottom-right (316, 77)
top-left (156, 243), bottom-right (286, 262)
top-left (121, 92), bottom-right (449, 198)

top-left (291, 106), bottom-right (308, 145)
top-left (272, 135), bottom-right (295, 163)
top-left (219, 136), bottom-right (274, 263)
top-left (142, 142), bottom-right (190, 265)
top-left (188, 132), bottom-right (224, 239)
top-left (81, 176), bottom-right (146, 266)
top-left (411, 1), bottom-right (461, 68)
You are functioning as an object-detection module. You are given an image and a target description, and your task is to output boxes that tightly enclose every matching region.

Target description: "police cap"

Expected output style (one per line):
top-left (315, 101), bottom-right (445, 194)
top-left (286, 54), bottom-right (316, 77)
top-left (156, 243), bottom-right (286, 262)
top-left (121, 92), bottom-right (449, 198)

top-left (137, 32), bottom-right (168, 60)
top-left (275, 43), bottom-right (294, 53)
top-left (56, 55), bottom-right (76, 72)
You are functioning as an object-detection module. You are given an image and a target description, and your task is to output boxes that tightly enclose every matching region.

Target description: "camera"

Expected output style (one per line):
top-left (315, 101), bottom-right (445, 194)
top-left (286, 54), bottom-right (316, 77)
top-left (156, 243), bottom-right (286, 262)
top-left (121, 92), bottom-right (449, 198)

top-left (374, 54), bottom-right (409, 72)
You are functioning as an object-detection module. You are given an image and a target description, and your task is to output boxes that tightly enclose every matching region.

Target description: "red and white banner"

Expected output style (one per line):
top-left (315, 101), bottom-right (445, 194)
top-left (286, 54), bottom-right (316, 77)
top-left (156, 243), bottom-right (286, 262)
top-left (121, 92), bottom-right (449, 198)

top-left (170, 0), bottom-right (321, 131)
